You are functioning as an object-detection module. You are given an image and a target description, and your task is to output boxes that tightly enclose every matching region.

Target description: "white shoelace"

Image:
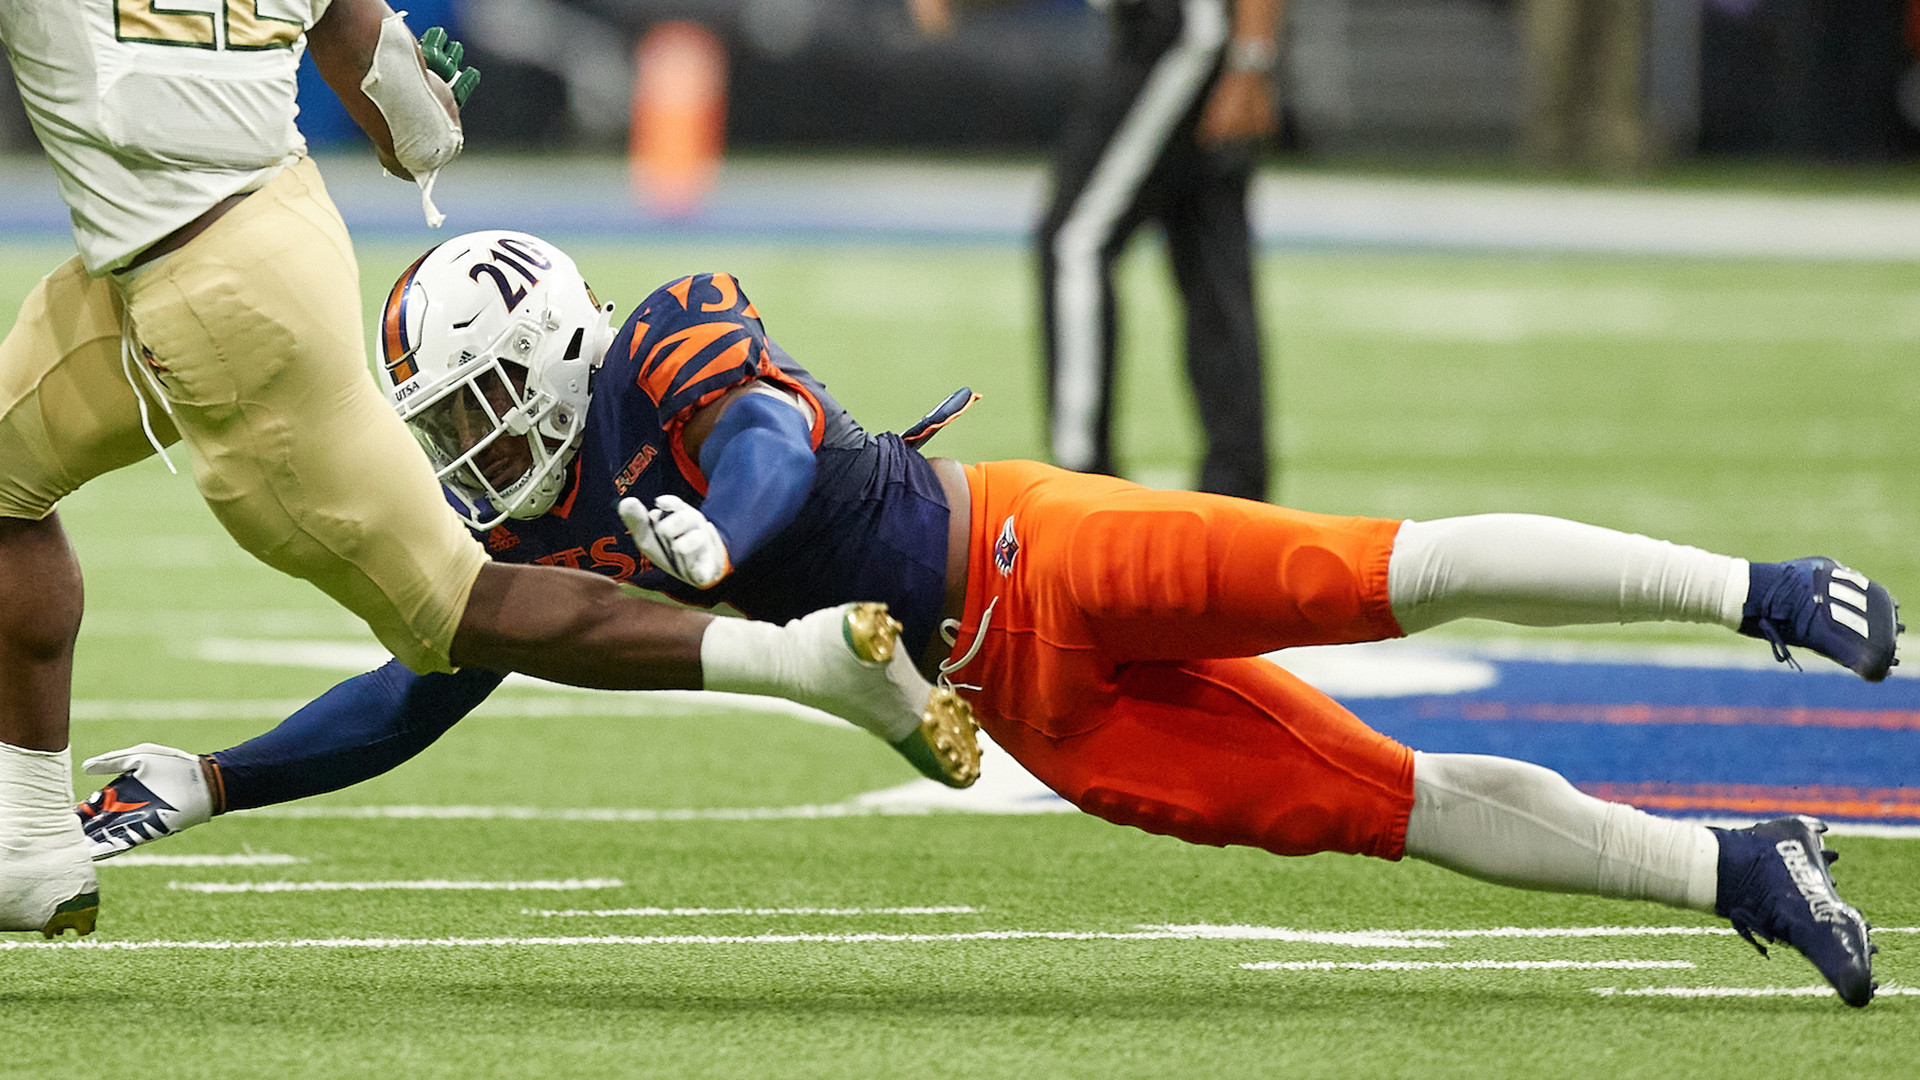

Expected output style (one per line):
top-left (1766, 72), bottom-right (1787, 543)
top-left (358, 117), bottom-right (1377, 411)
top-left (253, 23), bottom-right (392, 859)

top-left (117, 306), bottom-right (177, 475)
top-left (937, 595), bottom-right (997, 693)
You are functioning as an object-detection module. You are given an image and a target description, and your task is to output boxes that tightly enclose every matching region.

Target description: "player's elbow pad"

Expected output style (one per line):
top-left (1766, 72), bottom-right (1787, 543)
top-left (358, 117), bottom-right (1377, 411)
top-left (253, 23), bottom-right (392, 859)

top-left (360, 11), bottom-right (464, 178)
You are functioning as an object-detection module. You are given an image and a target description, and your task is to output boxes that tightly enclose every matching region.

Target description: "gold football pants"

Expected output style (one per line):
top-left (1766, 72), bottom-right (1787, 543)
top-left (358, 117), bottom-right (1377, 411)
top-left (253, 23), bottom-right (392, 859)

top-left (0, 157), bottom-right (485, 672)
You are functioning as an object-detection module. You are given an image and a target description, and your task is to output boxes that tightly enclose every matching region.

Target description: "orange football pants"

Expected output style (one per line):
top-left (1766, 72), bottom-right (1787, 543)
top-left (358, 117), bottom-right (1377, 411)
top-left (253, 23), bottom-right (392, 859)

top-left (950, 460), bottom-right (1415, 859)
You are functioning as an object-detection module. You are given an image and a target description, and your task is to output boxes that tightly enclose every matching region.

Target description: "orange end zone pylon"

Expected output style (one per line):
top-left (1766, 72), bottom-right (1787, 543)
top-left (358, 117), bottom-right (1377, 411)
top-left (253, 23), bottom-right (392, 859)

top-left (629, 21), bottom-right (728, 217)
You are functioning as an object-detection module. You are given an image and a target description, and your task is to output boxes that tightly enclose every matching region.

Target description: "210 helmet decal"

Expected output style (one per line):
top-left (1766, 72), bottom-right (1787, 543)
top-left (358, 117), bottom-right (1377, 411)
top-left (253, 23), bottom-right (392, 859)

top-left (379, 231), bottom-right (617, 528)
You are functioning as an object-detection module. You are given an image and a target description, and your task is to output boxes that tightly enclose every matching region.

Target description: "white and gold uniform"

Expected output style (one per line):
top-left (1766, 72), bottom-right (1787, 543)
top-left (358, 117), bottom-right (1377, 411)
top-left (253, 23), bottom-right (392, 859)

top-left (0, 0), bottom-right (485, 671)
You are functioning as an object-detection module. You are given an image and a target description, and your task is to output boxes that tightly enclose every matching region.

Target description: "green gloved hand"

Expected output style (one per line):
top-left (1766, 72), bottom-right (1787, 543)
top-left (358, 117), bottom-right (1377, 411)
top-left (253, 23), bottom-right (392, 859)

top-left (419, 26), bottom-right (480, 107)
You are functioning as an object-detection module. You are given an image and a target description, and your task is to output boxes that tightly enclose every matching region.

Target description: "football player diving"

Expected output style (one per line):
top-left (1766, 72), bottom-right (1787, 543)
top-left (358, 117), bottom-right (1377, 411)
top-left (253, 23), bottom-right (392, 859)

top-left (83, 231), bottom-right (1898, 1006)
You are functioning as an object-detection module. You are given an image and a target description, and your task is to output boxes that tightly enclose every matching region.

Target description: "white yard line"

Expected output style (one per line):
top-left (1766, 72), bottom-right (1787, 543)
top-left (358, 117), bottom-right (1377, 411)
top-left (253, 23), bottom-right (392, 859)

top-left (8, 917), bottom-right (1909, 1006)
top-left (24, 922), bottom-right (1889, 951)
top-left (0, 926), bottom-right (1527, 951)
top-left (168, 878), bottom-right (623, 893)
top-left (1245, 960), bottom-right (1694, 972)
top-left (1592, 985), bottom-right (1920, 998)
top-left (1164, 923), bottom-right (1919, 940)
top-left (522, 905), bottom-right (980, 918)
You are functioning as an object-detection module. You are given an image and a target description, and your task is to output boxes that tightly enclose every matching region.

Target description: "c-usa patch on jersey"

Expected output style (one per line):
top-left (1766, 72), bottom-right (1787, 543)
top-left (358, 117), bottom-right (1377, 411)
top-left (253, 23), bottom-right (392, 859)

top-left (993, 515), bottom-right (1020, 577)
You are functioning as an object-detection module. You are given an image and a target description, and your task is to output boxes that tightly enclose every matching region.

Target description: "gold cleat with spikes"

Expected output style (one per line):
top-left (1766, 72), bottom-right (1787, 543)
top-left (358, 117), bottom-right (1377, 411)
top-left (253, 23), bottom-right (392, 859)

top-left (40, 889), bottom-right (98, 939)
top-left (842, 601), bottom-right (901, 663)
top-left (840, 602), bottom-right (982, 788)
top-left (892, 686), bottom-right (982, 789)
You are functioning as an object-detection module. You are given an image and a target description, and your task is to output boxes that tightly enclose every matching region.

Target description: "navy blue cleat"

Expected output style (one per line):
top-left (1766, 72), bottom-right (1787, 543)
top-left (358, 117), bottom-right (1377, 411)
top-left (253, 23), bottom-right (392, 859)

top-left (1740, 558), bottom-right (1902, 682)
top-left (1714, 816), bottom-right (1876, 1007)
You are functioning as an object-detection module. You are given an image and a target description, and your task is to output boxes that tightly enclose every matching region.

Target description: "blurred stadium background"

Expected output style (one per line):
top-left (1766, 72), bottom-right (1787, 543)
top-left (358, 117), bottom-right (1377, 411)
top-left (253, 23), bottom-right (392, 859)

top-left (13, 0), bottom-right (1920, 160)
top-left (10, 0), bottom-right (1920, 161)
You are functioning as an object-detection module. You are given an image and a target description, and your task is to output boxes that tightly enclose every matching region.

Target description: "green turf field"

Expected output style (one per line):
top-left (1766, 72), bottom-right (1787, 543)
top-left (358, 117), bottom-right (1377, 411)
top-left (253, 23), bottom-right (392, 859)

top-left (1, 235), bottom-right (1916, 1078)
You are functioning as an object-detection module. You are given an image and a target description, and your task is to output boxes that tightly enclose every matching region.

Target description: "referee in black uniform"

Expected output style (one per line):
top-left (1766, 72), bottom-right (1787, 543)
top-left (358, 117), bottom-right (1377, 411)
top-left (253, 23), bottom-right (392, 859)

top-left (914, 0), bottom-right (1283, 501)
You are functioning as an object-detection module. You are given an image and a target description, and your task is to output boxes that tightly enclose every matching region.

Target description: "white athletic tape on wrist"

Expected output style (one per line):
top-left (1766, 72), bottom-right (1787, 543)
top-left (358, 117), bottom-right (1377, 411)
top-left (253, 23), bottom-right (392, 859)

top-left (360, 10), bottom-right (463, 226)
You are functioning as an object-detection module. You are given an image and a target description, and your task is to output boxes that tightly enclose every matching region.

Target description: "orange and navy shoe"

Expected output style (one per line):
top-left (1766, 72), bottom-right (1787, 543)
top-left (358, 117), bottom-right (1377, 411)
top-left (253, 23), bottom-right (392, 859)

top-left (1714, 816), bottom-right (1876, 1007)
top-left (74, 744), bottom-right (218, 860)
top-left (1740, 558), bottom-right (1901, 681)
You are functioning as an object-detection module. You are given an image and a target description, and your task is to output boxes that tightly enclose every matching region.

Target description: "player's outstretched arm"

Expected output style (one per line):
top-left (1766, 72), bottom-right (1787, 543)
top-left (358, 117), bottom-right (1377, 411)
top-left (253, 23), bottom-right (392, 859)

top-left (76, 662), bottom-right (502, 859)
top-left (620, 387), bottom-right (817, 590)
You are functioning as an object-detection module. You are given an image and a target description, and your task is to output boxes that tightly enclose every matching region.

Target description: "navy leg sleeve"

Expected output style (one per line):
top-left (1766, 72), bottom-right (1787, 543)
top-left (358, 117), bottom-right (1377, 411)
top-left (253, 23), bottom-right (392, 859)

top-left (212, 660), bottom-right (505, 811)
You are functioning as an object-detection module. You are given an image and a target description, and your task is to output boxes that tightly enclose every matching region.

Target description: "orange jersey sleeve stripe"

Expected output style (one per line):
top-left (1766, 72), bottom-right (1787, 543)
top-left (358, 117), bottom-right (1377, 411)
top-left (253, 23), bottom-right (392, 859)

top-left (638, 321), bottom-right (749, 405)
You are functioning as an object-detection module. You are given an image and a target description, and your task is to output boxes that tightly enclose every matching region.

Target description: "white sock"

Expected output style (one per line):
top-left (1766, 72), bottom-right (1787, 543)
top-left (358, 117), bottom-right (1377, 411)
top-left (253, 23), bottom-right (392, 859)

top-left (1403, 752), bottom-right (1719, 913)
top-left (1389, 514), bottom-right (1748, 634)
top-left (700, 615), bottom-right (795, 698)
top-left (699, 611), bottom-right (922, 742)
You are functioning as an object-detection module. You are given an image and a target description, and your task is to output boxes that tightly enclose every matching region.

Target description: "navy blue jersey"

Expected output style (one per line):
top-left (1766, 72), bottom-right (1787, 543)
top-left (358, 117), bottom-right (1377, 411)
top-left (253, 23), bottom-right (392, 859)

top-left (474, 273), bottom-right (953, 657)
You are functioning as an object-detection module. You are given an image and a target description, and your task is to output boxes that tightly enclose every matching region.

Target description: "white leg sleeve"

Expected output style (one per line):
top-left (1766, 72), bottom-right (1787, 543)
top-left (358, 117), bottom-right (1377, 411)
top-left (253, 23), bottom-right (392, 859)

top-left (1388, 513), bottom-right (1748, 634)
top-left (1403, 751), bottom-right (1719, 913)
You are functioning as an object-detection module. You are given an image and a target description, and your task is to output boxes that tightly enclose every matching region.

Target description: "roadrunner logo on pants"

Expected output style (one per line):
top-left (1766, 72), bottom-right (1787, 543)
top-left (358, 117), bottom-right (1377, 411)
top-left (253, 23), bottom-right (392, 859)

top-left (994, 516), bottom-right (1020, 577)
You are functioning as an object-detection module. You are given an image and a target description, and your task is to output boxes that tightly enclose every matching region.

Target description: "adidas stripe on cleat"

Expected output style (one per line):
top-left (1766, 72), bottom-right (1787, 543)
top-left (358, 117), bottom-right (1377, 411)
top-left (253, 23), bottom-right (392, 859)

top-left (1740, 558), bottom-right (1902, 682)
top-left (1714, 815), bottom-right (1877, 1007)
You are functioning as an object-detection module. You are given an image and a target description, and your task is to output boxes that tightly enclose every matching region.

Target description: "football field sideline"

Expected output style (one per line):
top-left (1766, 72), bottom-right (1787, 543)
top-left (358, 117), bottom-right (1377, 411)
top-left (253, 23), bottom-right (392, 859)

top-left (9, 153), bottom-right (1920, 259)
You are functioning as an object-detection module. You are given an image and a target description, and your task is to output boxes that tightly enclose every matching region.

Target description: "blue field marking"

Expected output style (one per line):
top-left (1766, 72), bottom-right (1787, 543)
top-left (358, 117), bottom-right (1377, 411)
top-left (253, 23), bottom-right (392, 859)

top-left (11, 153), bottom-right (1920, 258)
top-left (1321, 648), bottom-right (1920, 825)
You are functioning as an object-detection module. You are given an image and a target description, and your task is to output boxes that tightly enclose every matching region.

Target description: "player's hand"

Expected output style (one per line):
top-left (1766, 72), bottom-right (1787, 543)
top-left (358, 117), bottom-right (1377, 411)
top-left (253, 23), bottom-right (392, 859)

top-left (75, 743), bottom-right (216, 861)
top-left (1198, 70), bottom-right (1275, 147)
top-left (419, 26), bottom-right (481, 107)
top-left (619, 494), bottom-right (733, 589)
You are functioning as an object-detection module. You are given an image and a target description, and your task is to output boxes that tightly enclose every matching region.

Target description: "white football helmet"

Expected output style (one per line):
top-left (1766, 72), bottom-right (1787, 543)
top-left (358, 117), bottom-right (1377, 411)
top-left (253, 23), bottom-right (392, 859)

top-left (379, 231), bottom-right (616, 528)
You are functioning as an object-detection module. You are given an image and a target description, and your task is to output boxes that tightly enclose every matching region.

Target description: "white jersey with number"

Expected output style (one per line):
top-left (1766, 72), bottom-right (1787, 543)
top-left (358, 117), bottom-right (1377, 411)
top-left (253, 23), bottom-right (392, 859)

top-left (0, 0), bottom-right (331, 272)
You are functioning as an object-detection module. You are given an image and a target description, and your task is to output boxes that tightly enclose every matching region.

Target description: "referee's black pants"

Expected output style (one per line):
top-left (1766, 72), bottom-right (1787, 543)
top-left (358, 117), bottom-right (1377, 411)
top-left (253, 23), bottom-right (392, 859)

top-left (1039, 0), bottom-right (1270, 501)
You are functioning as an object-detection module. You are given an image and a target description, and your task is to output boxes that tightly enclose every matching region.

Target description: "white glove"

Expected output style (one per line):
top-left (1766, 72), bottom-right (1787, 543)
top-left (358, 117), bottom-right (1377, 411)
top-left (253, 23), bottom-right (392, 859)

top-left (76, 743), bottom-right (215, 860)
top-left (618, 494), bottom-right (732, 588)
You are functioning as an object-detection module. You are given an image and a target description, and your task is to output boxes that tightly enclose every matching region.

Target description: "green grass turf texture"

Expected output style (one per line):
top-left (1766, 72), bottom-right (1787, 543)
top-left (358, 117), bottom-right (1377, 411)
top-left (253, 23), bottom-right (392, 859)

top-left (0, 235), bottom-right (1916, 1077)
